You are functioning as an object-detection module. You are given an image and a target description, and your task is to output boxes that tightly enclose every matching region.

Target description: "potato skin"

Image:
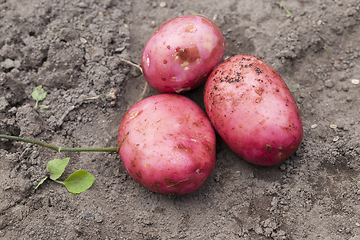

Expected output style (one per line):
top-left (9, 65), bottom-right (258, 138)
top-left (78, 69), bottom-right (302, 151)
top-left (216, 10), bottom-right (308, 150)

top-left (141, 15), bottom-right (225, 93)
top-left (117, 94), bottom-right (216, 195)
top-left (204, 55), bottom-right (303, 166)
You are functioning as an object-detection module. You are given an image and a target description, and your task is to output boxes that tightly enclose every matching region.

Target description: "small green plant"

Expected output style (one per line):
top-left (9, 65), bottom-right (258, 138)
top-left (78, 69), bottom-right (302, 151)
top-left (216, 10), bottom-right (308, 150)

top-left (35, 157), bottom-right (95, 194)
top-left (276, 2), bottom-right (292, 18)
top-left (324, 45), bottom-right (331, 58)
top-left (31, 85), bottom-right (47, 108)
top-left (0, 134), bottom-right (117, 194)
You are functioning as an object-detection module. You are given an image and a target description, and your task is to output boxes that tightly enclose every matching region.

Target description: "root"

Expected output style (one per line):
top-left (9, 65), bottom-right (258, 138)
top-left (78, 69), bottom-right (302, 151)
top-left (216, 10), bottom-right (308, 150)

top-left (139, 81), bottom-right (148, 101)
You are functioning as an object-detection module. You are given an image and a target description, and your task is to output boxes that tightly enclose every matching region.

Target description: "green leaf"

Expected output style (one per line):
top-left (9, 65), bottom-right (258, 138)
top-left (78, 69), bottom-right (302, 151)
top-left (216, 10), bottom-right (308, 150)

top-left (47, 157), bottom-right (70, 180)
top-left (34, 176), bottom-right (48, 191)
top-left (62, 170), bottom-right (95, 194)
top-left (31, 85), bottom-right (47, 108)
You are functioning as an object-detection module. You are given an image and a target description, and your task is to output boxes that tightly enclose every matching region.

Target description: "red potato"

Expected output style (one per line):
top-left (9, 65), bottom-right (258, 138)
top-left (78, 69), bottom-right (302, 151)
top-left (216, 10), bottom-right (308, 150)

top-left (117, 94), bottom-right (216, 195)
top-left (141, 15), bottom-right (225, 93)
top-left (204, 55), bottom-right (303, 166)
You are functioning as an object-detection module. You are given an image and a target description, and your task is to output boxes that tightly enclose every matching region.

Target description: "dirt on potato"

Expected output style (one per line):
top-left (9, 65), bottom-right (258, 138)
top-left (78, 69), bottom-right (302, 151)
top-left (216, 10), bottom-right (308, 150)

top-left (0, 0), bottom-right (360, 239)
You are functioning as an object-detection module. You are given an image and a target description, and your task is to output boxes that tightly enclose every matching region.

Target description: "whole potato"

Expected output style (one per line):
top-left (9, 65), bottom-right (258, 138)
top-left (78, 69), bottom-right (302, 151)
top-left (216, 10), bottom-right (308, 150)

top-left (117, 94), bottom-right (216, 195)
top-left (141, 15), bottom-right (225, 93)
top-left (204, 55), bottom-right (303, 166)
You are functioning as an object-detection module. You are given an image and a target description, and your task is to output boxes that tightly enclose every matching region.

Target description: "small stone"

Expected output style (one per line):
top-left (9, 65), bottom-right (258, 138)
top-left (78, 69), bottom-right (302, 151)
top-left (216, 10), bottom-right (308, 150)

top-left (77, 2), bottom-right (88, 8)
top-left (0, 96), bottom-right (9, 111)
top-left (324, 79), bottom-right (334, 88)
top-left (114, 47), bottom-right (126, 53)
top-left (330, 124), bottom-right (337, 129)
top-left (65, 96), bottom-right (72, 103)
top-left (342, 85), bottom-right (349, 92)
top-left (345, 7), bottom-right (356, 17)
top-left (1, 58), bottom-right (15, 69)
top-left (95, 213), bottom-right (103, 223)
top-left (299, 92), bottom-right (306, 98)
top-left (311, 124), bottom-right (318, 129)
top-left (351, 79), bottom-right (359, 85)
top-left (214, 172), bottom-right (221, 182)
top-left (213, 13), bottom-right (218, 21)
top-left (333, 136), bottom-right (339, 142)
top-left (159, 2), bottom-right (166, 8)
top-left (254, 226), bottom-right (263, 234)
top-left (8, 107), bottom-right (17, 115)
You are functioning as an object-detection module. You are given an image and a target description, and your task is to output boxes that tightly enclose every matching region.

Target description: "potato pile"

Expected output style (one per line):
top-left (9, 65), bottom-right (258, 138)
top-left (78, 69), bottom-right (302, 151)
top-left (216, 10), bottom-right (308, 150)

top-left (118, 15), bottom-right (303, 195)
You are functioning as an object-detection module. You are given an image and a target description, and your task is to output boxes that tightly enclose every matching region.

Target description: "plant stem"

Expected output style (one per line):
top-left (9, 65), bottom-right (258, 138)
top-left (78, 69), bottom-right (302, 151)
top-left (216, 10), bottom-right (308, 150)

top-left (276, 1), bottom-right (292, 18)
top-left (0, 135), bottom-right (118, 153)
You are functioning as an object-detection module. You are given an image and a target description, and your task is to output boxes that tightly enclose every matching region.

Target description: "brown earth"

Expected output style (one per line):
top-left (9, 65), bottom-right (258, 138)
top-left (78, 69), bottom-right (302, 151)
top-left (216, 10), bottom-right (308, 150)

top-left (1, 0), bottom-right (360, 239)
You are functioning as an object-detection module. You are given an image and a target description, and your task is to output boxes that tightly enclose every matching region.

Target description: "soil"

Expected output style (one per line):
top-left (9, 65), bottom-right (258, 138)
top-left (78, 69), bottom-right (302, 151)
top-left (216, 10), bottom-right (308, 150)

top-left (1, 0), bottom-right (360, 239)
